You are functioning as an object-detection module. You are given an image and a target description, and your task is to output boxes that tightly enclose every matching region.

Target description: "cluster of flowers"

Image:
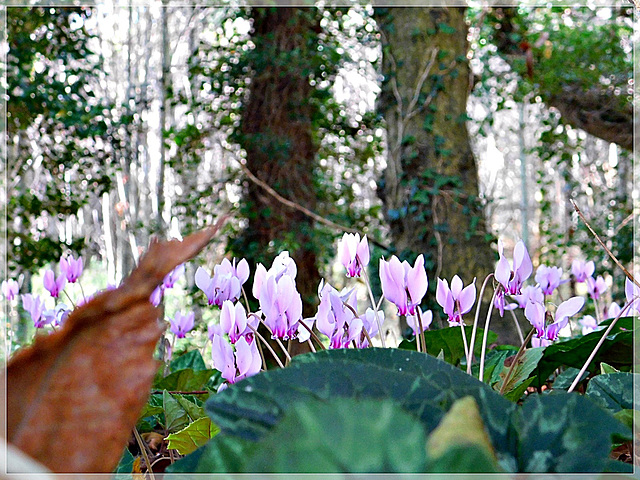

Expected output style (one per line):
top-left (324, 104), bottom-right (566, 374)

top-left (6, 233), bottom-right (640, 391)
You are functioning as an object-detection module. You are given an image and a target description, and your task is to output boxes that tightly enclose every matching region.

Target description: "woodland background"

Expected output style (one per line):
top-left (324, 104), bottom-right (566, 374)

top-left (3, 3), bottom-right (635, 350)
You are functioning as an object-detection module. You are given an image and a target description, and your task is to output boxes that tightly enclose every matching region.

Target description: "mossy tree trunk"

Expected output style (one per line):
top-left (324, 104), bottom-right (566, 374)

top-left (232, 8), bottom-right (321, 320)
top-left (374, 7), bottom-right (495, 284)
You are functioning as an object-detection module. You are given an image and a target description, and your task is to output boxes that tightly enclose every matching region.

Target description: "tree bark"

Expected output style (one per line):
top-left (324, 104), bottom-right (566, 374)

top-left (234, 8), bottom-right (321, 321)
top-left (374, 7), bottom-right (495, 284)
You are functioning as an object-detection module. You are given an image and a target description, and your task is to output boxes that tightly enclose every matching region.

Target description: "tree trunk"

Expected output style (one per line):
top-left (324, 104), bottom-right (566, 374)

top-left (374, 7), bottom-right (495, 284)
top-left (233, 8), bottom-right (321, 322)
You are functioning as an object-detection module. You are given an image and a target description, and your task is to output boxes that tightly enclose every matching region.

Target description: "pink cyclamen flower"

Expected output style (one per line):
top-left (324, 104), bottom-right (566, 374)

top-left (586, 275), bottom-right (607, 300)
top-left (435, 275), bottom-right (476, 327)
top-left (2, 279), bottom-right (19, 302)
top-left (195, 258), bottom-right (249, 307)
top-left (315, 282), bottom-right (362, 349)
top-left (606, 302), bottom-right (622, 320)
top-left (252, 251), bottom-right (297, 301)
top-left (358, 308), bottom-right (385, 348)
top-left (220, 300), bottom-right (259, 344)
top-left (150, 285), bottom-right (164, 306)
top-left (512, 285), bottom-right (544, 309)
top-left (43, 269), bottom-right (67, 299)
top-left (22, 294), bottom-right (48, 328)
top-left (170, 311), bottom-right (195, 338)
top-left (257, 272), bottom-right (303, 340)
top-left (43, 303), bottom-right (71, 327)
top-left (60, 255), bottom-right (83, 283)
top-left (625, 278), bottom-right (640, 314)
top-left (571, 259), bottom-right (595, 283)
top-left (406, 308), bottom-right (433, 337)
top-left (535, 265), bottom-right (565, 296)
top-left (163, 263), bottom-right (185, 289)
top-left (379, 254), bottom-right (428, 316)
top-left (494, 239), bottom-right (532, 316)
top-left (338, 233), bottom-right (370, 278)
top-left (524, 296), bottom-right (584, 343)
top-left (579, 315), bottom-right (599, 335)
top-left (212, 334), bottom-right (261, 387)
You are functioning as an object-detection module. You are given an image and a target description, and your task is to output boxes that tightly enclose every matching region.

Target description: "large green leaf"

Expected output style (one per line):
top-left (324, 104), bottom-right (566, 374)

top-left (166, 417), bottom-right (220, 455)
top-left (495, 347), bottom-right (545, 399)
top-left (163, 390), bottom-right (190, 433)
top-left (169, 350), bottom-right (208, 372)
top-left (534, 317), bottom-right (634, 386)
top-left (206, 348), bottom-right (516, 456)
top-left (167, 435), bottom-right (253, 474)
top-left (245, 398), bottom-right (428, 473)
top-left (400, 326), bottom-right (498, 366)
top-left (155, 368), bottom-right (216, 392)
top-left (585, 373), bottom-right (635, 413)
top-left (513, 392), bottom-right (631, 472)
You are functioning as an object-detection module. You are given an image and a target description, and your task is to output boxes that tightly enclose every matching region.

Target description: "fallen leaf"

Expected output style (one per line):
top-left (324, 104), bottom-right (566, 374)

top-left (5, 218), bottom-right (227, 473)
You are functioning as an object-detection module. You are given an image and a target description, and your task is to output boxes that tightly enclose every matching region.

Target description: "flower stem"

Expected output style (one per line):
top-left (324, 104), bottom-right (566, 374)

top-left (259, 320), bottom-right (292, 364)
top-left (62, 290), bottom-right (76, 309)
top-left (248, 323), bottom-right (285, 369)
top-left (567, 301), bottom-right (634, 393)
top-left (416, 308), bottom-right (427, 354)
top-left (498, 328), bottom-right (535, 395)
top-left (479, 286), bottom-right (499, 382)
top-left (361, 267), bottom-right (385, 347)
top-left (467, 274), bottom-right (493, 375)
top-left (508, 308), bottom-right (525, 346)
top-left (593, 296), bottom-right (602, 325)
top-left (133, 427), bottom-right (156, 480)
top-left (299, 319), bottom-right (326, 350)
top-left (459, 321), bottom-right (469, 368)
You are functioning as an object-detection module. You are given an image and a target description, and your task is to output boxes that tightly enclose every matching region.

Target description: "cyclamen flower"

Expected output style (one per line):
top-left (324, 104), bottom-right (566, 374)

top-left (579, 315), bottom-right (599, 335)
top-left (338, 233), bottom-right (370, 277)
top-left (195, 258), bottom-right (249, 307)
top-left (42, 303), bottom-right (71, 327)
top-left (60, 255), bottom-right (83, 283)
top-left (163, 263), bottom-right (185, 289)
top-left (535, 265), bottom-right (564, 296)
top-left (43, 269), bottom-right (67, 299)
top-left (357, 308), bottom-right (385, 348)
top-left (571, 259), bottom-right (595, 283)
top-left (606, 302), bottom-right (622, 320)
top-left (586, 275), bottom-right (607, 300)
top-left (524, 296), bottom-right (585, 346)
top-left (212, 334), bottom-right (261, 389)
top-left (379, 254), bottom-right (428, 316)
top-left (315, 282), bottom-right (362, 349)
top-left (170, 311), bottom-right (195, 338)
top-left (435, 276), bottom-right (476, 327)
top-left (220, 300), bottom-right (259, 344)
top-left (625, 278), bottom-right (640, 315)
top-left (494, 239), bottom-right (532, 316)
top-left (2, 279), bottom-right (19, 302)
top-left (150, 285), bottom-right (164, 306)
top-left (512, 285), bottom-right (544, 309)
top-left (22, 294), bottom-right (48, 328)
top-left (406, 308), bottom-right (433, 337)
top-left (256, 272), bottom-right (303, 340)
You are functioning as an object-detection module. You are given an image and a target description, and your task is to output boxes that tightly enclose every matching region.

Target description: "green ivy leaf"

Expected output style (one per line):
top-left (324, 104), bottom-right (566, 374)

top-left (585, 373), bottom-right (635, 413)
top-left (166, 417), bottom-right (221, 455)
top-left (163, 390), bottom-right (190, 433)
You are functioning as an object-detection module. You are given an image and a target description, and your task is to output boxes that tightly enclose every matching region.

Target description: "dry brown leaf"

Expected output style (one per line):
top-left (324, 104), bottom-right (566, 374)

top-left (5, 218), bottom-right (226, 473)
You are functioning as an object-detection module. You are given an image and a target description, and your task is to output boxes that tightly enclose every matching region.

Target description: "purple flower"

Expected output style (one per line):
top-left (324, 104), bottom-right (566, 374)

top-left (257, 272), bottom-right (303, 340)
top-left (338, 233), bottom-right (370, 277)
top-left (586, 275), bottom-right (607, 300)
top-left (495, 239), bottom-right (533, 296)
top-left (406, 308), bottom-right (433, 337)
top-left (358, 308), bottom-right (385, 347)
top-left (315, 282), bottom-right (362, 349)
top-left (150, 285), bottom-right (164, 306)
top-left (606, 302), bottom-right (622, 320)
top-left (524, 296), bottom-right (584, 343)
top-left (579, 315), bottom-right (599, 335)
top-left (252, 251), bottom-right (297, 300)
top-left (211, 334), bottom-right (261, 386)
top-left (42, 303), bottom-right (71, 327)
top-left (379, 254), bottom-right (428, 316)
top-left (435, 275), bottom-right (476, 327)
top-left (511, 285), bottom-right (544, 309)
top-left (22, 294), bottom-right (48, 328)
top-left (534, 265), bottom-right (565, 296)
top-left (43, 269), bottom-right (67, 299)
top-left (195, 258), bottom-right (249, 307)
top-left (220, 300), bottom-right (258, 344)
top-left (571, 259), bottom-right (595, 283)
top-left (625, 278), bottom-right (640, 314)
top-left (60, 255), bottom-right (83, 283)
top-left (163, 263), bottom-right (185, 289)
top-left (170, 311), bottom-right (195, 338)
top-left (2, 279), bottom-right (19, 302)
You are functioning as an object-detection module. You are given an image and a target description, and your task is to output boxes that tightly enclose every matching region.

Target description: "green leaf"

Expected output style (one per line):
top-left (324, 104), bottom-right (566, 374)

top-left (552, 367), bottom-right (589, 390)
top-left (166, 417), bottom-right (221, 455)
top-left (114, 447), bottom-right (135, 475)
top-left (427, 444), bottom-right (500, 473)
top-left (514, 392), bottom-right (631, 472)
top-left (600, 362), bottom-right (620, 374)
top-left (495, 347), bottom-right (545, 397)
top-left (167, 435), bottom-right (253, 473)
top-left (175, 395), bottom-right (206, 421)
top-left (585, 373), bottom-right (635, 413)
top-left (246, 398), bottom-right (428, 473)
top-left (534, 317), bottom-right (634, 386)
top-left (502, 377), bottom-right (535, 402)
top-left (155, 369), bottom-right (216, 391)
top-left (163, 390), bottom-right (190, 433)
top-left (170, 350), bottom-right (208, 372)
